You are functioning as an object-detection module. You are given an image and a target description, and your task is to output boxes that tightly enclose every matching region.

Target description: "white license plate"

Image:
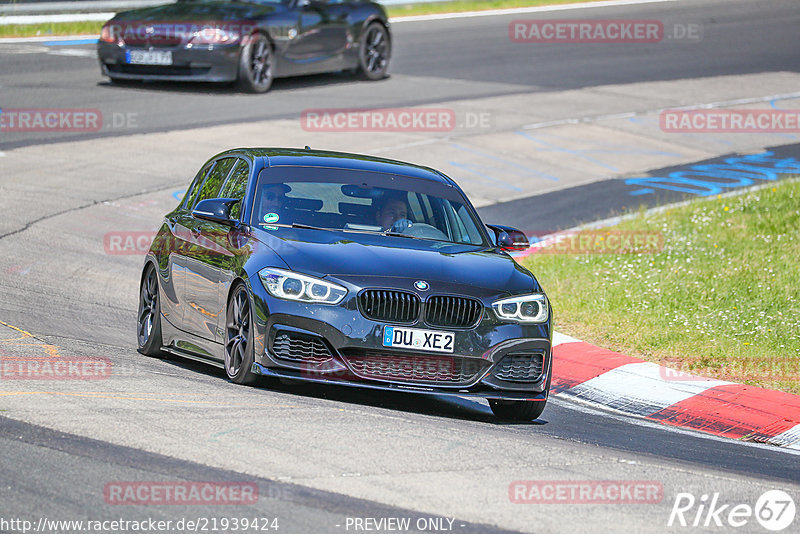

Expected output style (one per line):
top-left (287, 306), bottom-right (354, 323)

top-left (125, 49), bottom-right (173, 65)
top-left (382, 326), bottom-right (454, 353)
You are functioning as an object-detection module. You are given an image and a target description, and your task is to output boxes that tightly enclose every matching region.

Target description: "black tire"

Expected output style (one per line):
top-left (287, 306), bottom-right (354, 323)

top-left (236, 33), bottom-right (274, 93)
top-left (356, 22), bottom-right (390, 80)
top-left (224, 284), bottom-right (259, 385)
top-left (489, 363), bottom-right (552, 421)
top-left (137, 264), bottom-right (164, 357)
top-left (489, 399), bottom-right (547, 421)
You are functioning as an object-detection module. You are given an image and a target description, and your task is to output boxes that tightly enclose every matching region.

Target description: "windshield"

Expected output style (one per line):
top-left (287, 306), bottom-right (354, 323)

top-left (252, 167), bottom-right (488, 246)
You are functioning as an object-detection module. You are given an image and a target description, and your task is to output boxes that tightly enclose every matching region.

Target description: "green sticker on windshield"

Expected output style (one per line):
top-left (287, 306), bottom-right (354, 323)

top-left (261, 225), bottom-right (278, 231)
top-left (263, 212), bottom-right (280, 224)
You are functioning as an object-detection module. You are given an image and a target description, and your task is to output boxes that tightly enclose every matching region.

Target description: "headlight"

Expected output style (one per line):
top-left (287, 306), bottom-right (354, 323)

top-left (259, 268), bottom-right (347, 305)
top-left (190, 28), bottom-right (240, 45)
top-left (492, 293), bottom-right (548, 323)
top-left (100, 25), bottom-right (116, 43)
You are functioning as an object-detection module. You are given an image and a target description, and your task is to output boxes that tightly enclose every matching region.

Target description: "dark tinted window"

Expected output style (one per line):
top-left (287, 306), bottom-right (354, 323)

top-left (192, 157), bottom-right (236, 208)
top-left (219, 159), bottom-right (250, 219)
top-left (182, 162), bottom-right (214, 211)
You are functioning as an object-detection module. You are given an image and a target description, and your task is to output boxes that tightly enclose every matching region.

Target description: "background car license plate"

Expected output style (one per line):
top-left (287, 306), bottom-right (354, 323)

top-left (125, 50), bottom-right (173, 65)
top-left (383, 326), bottom-right (454, 353)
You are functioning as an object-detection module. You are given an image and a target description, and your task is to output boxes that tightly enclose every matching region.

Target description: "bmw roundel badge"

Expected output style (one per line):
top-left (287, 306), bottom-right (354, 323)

top-left (414, 280), bottom-right (429, 291)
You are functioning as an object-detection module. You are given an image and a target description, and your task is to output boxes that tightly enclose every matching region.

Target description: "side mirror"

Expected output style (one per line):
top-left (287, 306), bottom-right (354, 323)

top-left (487, 224), bottom-right (529, 252)
top-left (297, 0), bottom-right (323, 10)
top-left (192, 198), bottom-right (240, 227)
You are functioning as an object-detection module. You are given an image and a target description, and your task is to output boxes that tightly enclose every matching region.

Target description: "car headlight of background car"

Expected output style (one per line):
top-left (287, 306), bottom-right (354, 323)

top-left (259, 268), bottom-right (347, 304)
top-left (492, 294), bottom-right (549, 323)
top-left (189, 28), bottom-right (241, 46)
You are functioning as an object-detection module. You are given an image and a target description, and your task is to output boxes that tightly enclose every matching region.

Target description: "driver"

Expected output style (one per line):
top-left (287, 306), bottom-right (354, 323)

top-left (375, 193), bottom-right (409, 230)
top-left (258, 183), bottom-right (290, 223)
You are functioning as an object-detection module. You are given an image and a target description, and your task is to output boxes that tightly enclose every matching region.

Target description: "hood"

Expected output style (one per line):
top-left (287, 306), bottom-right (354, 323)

top-left (254, 227), bottom-right (540, 295)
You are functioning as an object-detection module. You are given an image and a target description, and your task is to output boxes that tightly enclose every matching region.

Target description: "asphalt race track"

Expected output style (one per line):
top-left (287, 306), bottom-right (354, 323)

top-left (1, 0), bottom-right (800, 533)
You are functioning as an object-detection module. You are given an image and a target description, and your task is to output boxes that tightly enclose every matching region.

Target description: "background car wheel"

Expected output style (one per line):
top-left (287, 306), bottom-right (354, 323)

top-left (356, 22), bottom-right (390, 80)
top-left (236, 33), bottom-right (274, 93)
top-left (137, 265), bottom-right (164, 357)
top-left (225, 285), bottom-right (259, 385)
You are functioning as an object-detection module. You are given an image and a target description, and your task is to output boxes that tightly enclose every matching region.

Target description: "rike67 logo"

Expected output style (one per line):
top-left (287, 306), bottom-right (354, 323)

top-left (668, 490), bottom-right (796, 531)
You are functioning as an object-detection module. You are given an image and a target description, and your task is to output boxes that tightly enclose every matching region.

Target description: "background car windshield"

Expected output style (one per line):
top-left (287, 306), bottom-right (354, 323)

top-left (252, 168), bottom-right (487, 246)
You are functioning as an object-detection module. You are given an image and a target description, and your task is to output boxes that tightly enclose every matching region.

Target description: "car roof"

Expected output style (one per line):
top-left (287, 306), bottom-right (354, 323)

top-left (214, 147), bottom-right (456, 185)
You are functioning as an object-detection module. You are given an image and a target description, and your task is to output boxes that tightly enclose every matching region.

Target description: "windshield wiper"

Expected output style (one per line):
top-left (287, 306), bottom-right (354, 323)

top-left (291, 223), bottom-right (332, 231)
top-left (383, 231), bottom-right (419, 239)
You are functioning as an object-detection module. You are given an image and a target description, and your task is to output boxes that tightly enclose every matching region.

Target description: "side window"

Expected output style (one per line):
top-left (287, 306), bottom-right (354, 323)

top-left (182, 162), bottom-right (214, 211)
top-left (192, 157), bottom-right (236, 209)
top-left (219, 160), bottom-right (250, 220)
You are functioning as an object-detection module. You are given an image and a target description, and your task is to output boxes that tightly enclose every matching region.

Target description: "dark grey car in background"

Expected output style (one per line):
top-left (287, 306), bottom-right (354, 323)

top-left (97, 0), bottom-right (391, 92)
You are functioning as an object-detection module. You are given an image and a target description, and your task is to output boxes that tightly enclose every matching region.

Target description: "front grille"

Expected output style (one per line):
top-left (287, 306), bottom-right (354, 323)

top-left (123, 39), bottom-right (183, 48)
top-left (341, 349), bottom-right (488, 385)
top-left (492, 353), bottom-right (545, 382)
top-left (359, 290), bottom-right (420, 323)
top-left (425, 296), bottom-right (483, 328)
top-left (271, 331), bottom-right (333, 364)
top-left (106, 64), bottom-right (210, 76)
top-left (123, 31), bottom-right (184, 47)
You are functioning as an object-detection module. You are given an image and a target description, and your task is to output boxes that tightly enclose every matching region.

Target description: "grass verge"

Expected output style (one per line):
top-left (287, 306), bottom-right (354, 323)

top-left (0, 0), bottom-right (606, 38)
top-left (522, 179), bottom-right (800, 395)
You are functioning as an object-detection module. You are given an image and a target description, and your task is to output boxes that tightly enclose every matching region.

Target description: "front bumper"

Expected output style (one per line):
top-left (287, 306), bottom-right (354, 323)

top-left (248, 278), bottom-right (552, 402)
top-left (97, 41), bottom-right (240, 82)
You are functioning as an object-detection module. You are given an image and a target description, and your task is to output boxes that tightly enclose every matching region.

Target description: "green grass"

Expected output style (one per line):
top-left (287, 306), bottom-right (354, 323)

top-left (387, 0), bottom-right (604, 17)
top-left (0, 0), bottom-right (606, 38)
top-left (0, 20), bottom-right (104, 38)
top-left (523, 179), bottom-right (800, 394)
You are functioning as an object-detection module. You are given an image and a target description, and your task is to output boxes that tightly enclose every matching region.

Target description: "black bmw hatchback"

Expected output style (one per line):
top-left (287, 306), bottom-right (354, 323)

top-left (138, 148), bottom-right (552, 420)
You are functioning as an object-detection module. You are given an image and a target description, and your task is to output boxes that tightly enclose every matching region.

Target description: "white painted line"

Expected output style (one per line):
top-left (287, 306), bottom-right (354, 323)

top-left (392, 0), bottom-right (677, 23)
top-left (521, 91), bottom-right (800, 130)
top-left (0, 13), bottom-right (113, 25)
top-left (767, 424), bottom-right (800, 449)
top-left (567, 362), bottom-right (730, 416)
top-left (48, 48), bottom-right (96, 57)
top-left (552, 331), bottom-right (581, 346)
